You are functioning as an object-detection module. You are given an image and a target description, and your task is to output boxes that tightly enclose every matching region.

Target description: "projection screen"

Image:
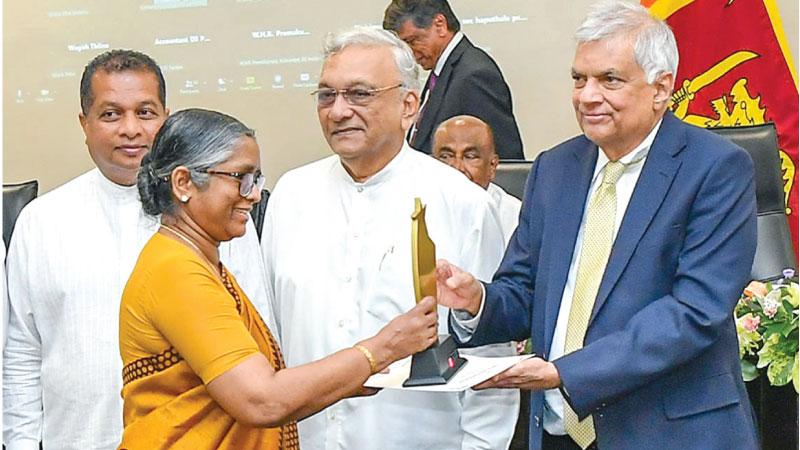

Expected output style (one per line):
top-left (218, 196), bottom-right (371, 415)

top-left (4, 0), bottom-right (797, 193)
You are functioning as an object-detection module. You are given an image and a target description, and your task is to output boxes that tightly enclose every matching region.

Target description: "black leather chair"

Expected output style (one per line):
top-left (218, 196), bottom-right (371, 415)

top-left (709, 123), bottom-right (797, 282)
top-left (710, 124), bottom-right (798, 450)
top-left (494, 159), bottom-right (533, 201)
top-left (3, 180), bottom-right (38, 250)
top-left (249, 188), bottom-right (270, 241)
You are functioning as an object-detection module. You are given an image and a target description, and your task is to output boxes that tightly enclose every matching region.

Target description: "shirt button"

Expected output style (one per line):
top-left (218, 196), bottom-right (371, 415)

top-left (338, 320), bottom-right (345, 328)
top-left (357, 187), bottom-right (364, 193)
top-left (534, 415), bottom-right (540, 427)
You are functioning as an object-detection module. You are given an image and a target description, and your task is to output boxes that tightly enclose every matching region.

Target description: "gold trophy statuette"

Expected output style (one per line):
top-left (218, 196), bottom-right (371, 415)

top-left (411, 198), bottom-right (437, 302)
top-left (404, 198), bottom-right (467, 387)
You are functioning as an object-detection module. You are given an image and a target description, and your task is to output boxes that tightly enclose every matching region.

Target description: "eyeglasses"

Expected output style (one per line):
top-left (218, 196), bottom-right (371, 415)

top-left (310, 84), bottom-right (403, 107)
top-left (204, 170), bottom-right (266, 197)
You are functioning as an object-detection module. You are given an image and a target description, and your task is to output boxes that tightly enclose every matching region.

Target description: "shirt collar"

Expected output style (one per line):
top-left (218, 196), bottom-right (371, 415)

top-left (335, 143), bottom-right (410, 188)
top-left (594, 118), bottom-right (663, 178)
top-left (487, 182), bottom-right (503, 204)
top-left (93, 168), bottom-right (140, 202)
top-left (433, 31), bottom-right (464, 76)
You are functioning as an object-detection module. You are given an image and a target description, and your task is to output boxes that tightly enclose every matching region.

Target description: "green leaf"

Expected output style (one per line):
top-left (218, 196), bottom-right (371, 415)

top-left (764, 322), bottom-right (791, 339)
top-left (793, 354), bottom-right (799, 394)
top-left (779, 321), bottom-right (797, 338)
top-left (789, 283), bottom-right (799, 308)
top-left (757, 335), bottom-right (779, 368)
top-left (741, 359), bottom-right (759, 382)
top-left (767, 355), bottom-right (793, 386)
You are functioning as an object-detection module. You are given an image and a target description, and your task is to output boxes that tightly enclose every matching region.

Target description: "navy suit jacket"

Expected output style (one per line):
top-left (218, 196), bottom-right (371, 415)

top-left (410, 36), bottom-right (523, 159)
top-left (460, 113), bottom-right (759, 450)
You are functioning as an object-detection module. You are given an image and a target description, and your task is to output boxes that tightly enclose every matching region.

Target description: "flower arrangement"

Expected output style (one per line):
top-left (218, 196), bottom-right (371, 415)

top-left (735, 269), bottom-right (799, 393)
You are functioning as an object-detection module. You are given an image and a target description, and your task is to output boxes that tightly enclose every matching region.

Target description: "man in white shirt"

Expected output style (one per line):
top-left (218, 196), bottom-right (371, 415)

top-left (261, 28), bottom-right (517, 450)
top-left (3, 50), bottom-right (269, 450)
top-left (432, 115), bottom-right (522, 245)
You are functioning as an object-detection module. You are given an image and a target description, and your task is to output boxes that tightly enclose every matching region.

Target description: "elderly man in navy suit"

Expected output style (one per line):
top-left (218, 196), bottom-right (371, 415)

top-left (436, 1), bottom-right (759, 449)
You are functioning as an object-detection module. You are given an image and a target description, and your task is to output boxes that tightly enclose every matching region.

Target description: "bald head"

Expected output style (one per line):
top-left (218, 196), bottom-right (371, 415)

top-left (433, 115), bottom-right (498, 189)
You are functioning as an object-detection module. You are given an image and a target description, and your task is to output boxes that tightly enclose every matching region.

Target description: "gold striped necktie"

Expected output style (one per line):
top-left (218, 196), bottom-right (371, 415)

top-left (563, 160), bottom-right (626, 449)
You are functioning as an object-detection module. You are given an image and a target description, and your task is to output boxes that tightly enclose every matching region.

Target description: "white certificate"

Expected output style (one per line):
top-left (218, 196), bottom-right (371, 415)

top-left (364, 354), bottom-right (535, 392)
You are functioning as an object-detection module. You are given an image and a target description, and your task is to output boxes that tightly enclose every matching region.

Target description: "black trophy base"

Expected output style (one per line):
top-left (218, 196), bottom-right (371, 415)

top-left (403, 334), bottom-right (467, 387)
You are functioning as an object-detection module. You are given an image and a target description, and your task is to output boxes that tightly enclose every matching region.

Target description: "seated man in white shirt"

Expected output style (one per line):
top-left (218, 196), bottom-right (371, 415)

top-left (432, 115), bottom-right (522, 245)
top-left (260, 28), bottom-right (518, 450)
top-left (3, 50), bottom-right (269, 450)
top-left (433, 116), bottom-right (526, 365)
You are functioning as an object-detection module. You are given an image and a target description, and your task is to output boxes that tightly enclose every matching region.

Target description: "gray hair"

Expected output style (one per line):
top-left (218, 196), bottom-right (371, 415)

top-left (138, 108), bottom-right (255, 216)
top-left (383, 0), bottom-right (462, 34)
top-left (323, 27), bottom-right (421, 92)
top-left (575, 0), bottom-right (678, 84)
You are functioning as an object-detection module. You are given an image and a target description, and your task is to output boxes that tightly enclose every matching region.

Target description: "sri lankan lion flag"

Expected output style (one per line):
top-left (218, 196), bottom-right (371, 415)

top-left (643, 0), bottom-right (799, 253)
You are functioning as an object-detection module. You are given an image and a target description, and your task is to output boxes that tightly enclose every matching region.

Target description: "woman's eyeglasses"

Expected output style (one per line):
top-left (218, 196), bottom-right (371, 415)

top-left (204, 170), bottom-right (266, 197)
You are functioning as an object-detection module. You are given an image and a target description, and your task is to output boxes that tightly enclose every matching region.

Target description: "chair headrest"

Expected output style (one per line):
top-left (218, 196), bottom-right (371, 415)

top-left (3, 180), bottom-right (39, 249)
top-left (709, 123), bottom-right (784, 214)
top-left (494, 159), bottom-right (532, 200)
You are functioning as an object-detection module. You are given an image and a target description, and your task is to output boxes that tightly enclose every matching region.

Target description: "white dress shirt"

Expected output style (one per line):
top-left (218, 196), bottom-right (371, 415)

top-left (3, 168), bottom-right (271, 450)
top-left (261, 144), bottom-right (518, 450)
top-left (487, 182), bottom-right (522, 246)
top-left (434, 31), bottom-right (464, 78)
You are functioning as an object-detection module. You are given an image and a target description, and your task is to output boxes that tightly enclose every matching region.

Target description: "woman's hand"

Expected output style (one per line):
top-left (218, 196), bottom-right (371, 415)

top-left (362, 297), bottom-right (439, 371)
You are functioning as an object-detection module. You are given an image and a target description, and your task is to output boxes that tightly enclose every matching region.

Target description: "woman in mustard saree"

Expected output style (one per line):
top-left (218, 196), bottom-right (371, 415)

top-left (119, 109), bottom-right (438, 449)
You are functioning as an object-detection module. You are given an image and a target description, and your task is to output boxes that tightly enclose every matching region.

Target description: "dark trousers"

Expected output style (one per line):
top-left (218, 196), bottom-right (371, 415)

top-left (542, 431), bottom-right (598, 450)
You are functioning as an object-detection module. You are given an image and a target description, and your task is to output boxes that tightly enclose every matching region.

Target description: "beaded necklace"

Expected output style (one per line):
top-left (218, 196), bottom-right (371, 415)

top-left (160, 224), bottom-right (221, 277)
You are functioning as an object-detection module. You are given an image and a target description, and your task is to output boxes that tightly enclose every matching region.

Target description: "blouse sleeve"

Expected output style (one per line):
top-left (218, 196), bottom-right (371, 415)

top-left (146, 256), bottom-right (260, 384)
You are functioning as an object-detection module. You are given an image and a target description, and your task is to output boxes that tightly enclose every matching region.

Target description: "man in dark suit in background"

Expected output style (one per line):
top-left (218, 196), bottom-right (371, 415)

top-left (435, 1), bottom-right (760, 449)
top-left (383, 0), bottom-right (524, 159)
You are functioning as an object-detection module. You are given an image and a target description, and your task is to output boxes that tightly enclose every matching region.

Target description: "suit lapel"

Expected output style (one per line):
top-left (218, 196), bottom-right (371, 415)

top-left (414, 38), bottom-right (470, 147)
top-left (543, 139), bottom-right (598, 356)
top-left (589, 114), bottom-right (685, 324)
top-left (408, 73), bottom-right (433, 143)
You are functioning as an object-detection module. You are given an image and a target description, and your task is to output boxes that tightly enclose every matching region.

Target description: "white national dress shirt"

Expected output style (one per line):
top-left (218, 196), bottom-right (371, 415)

top-left (261, 144), bottom-right (518, 450)
top-left (487, 182), bottom-right (522, 246)
top-left (454, 120), bottom-right (662, 435)
top-left (3, 168), bottom-right (272, 450)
